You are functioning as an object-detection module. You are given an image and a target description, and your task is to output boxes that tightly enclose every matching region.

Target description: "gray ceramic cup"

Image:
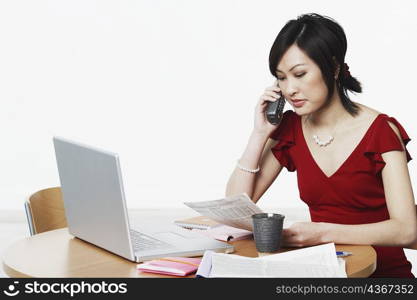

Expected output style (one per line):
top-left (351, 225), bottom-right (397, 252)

top-left (252, 213), bottom-right (285, 253)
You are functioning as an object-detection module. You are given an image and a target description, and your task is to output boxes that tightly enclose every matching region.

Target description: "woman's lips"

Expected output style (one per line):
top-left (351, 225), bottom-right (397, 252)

top-left (291, 100), bottom-right (306, 108)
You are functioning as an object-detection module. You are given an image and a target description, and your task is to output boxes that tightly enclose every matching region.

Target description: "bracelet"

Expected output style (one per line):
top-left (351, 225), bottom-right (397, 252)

top-left (236, 160), bottom-right (260, 173)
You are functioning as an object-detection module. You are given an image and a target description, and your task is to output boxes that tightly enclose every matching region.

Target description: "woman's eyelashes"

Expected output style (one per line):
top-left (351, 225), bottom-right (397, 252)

top-left (277, 72), bottom-right (306, 81)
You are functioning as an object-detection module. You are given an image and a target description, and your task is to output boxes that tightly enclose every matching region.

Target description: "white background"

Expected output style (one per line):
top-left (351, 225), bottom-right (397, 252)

top-left (0, 0), bottom-right (416, 211)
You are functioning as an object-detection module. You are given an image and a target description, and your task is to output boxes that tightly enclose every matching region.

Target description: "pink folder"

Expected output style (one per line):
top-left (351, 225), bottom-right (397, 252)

top-left (137, 257), bottom-right (202, 276)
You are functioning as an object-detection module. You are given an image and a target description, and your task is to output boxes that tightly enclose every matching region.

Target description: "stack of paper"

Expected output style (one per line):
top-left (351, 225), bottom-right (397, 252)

top-left (198, 243), bottom-right (346, 278)
top-left (174, 216), bottom-right (219, 230)
top-left (192, 225), bottom-right (253, 242)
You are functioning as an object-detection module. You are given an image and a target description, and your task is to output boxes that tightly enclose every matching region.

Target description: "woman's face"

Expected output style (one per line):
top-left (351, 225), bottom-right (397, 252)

top-left (276, 44), bottom-right (330, 115)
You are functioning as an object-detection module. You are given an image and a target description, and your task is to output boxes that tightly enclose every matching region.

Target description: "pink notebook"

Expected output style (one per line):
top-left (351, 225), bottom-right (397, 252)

top-left (137, 257), bottom-right (202, 277)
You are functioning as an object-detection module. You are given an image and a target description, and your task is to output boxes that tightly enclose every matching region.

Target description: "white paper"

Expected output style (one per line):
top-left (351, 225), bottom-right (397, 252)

top-left (262, 243), bottom-right (338, 265)
top-left (262, 243), bottom-right (346, 277)
top-left (211, 254), bottom-right (265, 277)
top-left (196, 250), bottom-right (214, 278)
top-left (183, 193), bottom-right (263, 231)
top-left (210, 243), bottom-right (347, 278)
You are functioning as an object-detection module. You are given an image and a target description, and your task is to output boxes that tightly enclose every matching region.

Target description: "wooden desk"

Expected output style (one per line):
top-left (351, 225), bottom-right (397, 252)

top-left (2, 228), bottom-right (376, 278)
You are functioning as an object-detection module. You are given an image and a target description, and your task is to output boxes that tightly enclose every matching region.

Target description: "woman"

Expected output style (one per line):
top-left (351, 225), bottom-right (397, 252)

top-left (225, 13), bottom-right (417, 277)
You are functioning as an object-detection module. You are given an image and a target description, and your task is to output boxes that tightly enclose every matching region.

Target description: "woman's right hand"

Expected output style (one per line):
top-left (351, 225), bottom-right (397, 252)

top-left (253, 80), bottom-right (283, 137)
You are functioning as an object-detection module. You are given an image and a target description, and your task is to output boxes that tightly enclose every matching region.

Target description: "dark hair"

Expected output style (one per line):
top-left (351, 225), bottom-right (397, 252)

top-left (269, 13), bottom-right (362, 116)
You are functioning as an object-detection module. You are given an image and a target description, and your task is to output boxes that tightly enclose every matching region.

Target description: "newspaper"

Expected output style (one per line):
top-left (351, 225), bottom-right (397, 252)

top-left (209, 243), bottom-right (347, 278)
top-left (183, 193), bottom-right (263, 231)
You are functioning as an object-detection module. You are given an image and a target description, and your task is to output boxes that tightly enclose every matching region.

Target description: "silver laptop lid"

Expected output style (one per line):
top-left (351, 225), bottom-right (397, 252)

top-left (53, 136), bottom-right (135, 261)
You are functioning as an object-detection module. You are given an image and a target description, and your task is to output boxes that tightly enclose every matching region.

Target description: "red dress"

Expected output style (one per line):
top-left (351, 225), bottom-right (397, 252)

top-left (270, 110), bottom-right (414, 278)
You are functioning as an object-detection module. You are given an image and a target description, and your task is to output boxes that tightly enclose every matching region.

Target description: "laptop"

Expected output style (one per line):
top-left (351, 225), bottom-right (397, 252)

top-left (53, 136), bottom-right (234, 262)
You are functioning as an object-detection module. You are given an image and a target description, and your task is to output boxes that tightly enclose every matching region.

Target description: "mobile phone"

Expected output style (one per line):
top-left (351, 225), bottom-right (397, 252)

top-left (265, 92), bottom-right (286, 125)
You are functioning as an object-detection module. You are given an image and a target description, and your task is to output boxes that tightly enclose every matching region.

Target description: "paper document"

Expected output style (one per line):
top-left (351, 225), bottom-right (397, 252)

top-left (192, 225), bottom-right (253, 242)
top-left (195, 250), bottom-right (214, 278)
top-left (261, 243), bottom-right (346, 277)
top-left (210, 243), bottom-right (347, 278)
top-left (184, 193), bottom-right (263, 231)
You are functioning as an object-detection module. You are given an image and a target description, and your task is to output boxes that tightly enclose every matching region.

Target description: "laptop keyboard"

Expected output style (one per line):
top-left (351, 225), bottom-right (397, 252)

top-left (130, 229), bottom-right (173, 251)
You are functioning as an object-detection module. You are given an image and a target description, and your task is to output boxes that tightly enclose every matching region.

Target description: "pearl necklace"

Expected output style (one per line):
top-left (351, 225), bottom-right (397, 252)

top-left (312, 134), bottom-right (334, 147)
top-left (305, 115), bottom-right (342, 147)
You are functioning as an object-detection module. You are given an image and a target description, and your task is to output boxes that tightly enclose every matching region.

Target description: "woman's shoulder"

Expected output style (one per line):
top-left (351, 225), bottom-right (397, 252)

top-left (278, 109), bottom-right (298, 126)
top-left (356, 103), bottom-right (405, 134)
top-left (269, 109), bottom-right (297, 141)
top-left (357, 103), bottom-right (412, 166)
top-left (355, 103), bottom-right (382, 122)
top-left (357, 103), bottom-right (411, 151)
top-left (355, 103), bottom-right (403, 138)
top-left (282, 109), bottom-right (300, 123)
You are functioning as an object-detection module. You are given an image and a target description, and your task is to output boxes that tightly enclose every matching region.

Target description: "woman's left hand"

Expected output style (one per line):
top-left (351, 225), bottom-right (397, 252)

top-left (282, 222), bottom-right (328, 247)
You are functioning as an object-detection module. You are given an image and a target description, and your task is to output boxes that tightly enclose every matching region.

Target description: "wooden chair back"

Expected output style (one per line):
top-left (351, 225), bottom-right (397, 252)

top-left (27, 187), bottom-right (67, 234)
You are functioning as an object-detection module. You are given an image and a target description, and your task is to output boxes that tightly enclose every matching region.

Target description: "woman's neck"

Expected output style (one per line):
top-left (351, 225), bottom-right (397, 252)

top-left (304, 91), bottom-right (354, 129)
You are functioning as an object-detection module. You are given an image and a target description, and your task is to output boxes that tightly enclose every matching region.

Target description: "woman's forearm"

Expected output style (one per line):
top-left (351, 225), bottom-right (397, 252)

top-left (225, 131), bottom-right (269, 199)
top-left (320, 219), bottom-right (417, 247)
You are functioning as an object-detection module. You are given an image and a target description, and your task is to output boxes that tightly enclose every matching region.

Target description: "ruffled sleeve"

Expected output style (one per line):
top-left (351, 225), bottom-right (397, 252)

top-left (269, 110), bottom-right (296, 172)
top-left (364, 115), bottom-right (412, 175)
